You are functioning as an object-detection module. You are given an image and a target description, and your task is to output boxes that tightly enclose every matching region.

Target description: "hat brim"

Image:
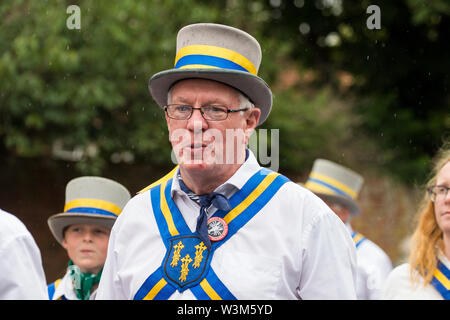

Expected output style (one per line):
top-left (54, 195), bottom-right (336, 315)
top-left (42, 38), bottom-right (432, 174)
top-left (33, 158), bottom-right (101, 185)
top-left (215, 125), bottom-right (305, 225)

top-left (48, 213), bottom-right (116, 245)
top-left (148, 68), bottom-right (272, 126)
top-left (314, 192), bottom-right (361, 216)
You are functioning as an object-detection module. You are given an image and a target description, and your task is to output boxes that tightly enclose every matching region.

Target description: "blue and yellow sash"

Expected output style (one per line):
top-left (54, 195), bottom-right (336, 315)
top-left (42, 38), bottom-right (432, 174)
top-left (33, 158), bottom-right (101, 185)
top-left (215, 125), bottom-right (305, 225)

top-left (431, 259), bottom-right (450, 300)
top-left (134, 167), bottom-right (289, 300)
top-left (351, 231), bottom-right (366, 248)
top-left (47, 279), bottom-right (67, 300)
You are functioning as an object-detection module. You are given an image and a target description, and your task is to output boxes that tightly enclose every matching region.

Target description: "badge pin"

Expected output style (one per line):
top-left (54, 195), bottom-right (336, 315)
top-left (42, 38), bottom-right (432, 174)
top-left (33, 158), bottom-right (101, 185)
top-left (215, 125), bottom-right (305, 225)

top-left (207, 217), bottom-right (228, 241)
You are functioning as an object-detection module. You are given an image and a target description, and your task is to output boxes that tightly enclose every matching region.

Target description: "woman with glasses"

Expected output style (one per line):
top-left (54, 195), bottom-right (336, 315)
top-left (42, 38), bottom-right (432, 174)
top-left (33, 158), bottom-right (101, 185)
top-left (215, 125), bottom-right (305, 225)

top-left (382, 144), bottom-right (450, 299)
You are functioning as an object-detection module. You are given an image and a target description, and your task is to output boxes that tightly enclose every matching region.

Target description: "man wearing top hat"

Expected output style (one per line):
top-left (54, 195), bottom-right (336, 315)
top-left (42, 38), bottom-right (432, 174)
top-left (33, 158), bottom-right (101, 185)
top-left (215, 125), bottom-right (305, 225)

top-left (304, 159), bottom-right (393, 299)
top-left (96, 23), bottom-right (357, 300)
top-left (47, 176), bottom-right (131, 300)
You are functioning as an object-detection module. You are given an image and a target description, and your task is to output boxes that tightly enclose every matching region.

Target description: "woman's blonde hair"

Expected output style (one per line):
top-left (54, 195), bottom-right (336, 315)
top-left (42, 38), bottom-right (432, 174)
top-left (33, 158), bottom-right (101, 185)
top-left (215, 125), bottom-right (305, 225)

top-left (409, 142), bottom-right (450, 285)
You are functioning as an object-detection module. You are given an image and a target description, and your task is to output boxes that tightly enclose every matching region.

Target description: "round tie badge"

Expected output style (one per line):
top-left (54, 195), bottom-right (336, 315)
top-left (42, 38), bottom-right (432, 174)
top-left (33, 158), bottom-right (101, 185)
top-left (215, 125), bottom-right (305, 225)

top-left (207, 217), bottom-right (228, 241)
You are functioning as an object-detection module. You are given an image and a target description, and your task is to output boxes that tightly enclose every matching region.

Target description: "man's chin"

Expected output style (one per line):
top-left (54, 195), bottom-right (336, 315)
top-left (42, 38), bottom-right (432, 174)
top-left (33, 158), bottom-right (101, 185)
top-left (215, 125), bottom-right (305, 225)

top-left (179, 159), bottom-right (217, 171)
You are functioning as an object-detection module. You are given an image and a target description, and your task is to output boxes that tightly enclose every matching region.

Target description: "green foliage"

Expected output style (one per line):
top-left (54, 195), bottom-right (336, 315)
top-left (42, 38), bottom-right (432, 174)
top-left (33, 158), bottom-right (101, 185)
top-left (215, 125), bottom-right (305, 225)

top-left (263, 87), bottom-right (358, 173)
top-left (0, 0), bottom-right (448, 183)
top-left (260, 0), bottom-right (449, 183)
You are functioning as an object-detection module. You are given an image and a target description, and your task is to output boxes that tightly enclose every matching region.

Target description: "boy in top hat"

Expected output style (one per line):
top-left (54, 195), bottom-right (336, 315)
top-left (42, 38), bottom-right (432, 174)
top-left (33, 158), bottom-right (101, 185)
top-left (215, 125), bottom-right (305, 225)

top-left (96, 23), bottom-right (357, 300)
top-left (47, 176), bottom-right (130, 300)
top-left (304, 159), bottom-right (393, 299)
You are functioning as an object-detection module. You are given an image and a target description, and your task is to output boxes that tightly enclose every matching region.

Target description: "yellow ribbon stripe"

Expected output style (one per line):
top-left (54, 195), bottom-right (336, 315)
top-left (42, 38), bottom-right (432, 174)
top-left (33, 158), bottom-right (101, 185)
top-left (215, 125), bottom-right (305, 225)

top-left (199, 279), bottom-right (222, 300)
top-left (309, 172), bottom-right (357, 199)
top-left (64, 198), bottom-right (122, 216)
top-left (178, 64), bottom-right (221, 70)
top-left (304, 180), bottom-right (335, 197)
top-left (175, 45), bottom-right (257, 75)
top-left (223, 172), bottom-right (279, 224)
top-left (160, 179), bottom-right (179, 237)
top-left (54, 278), bottom-right (61, 289)
top-left (433, 269), bottom-right (450, 290)
top-left (352, 233), bottom-right (364, 245)
top-left (143, 278), bottom-right (168, 300)
top-left (138, 166), bottom-right (179, 194)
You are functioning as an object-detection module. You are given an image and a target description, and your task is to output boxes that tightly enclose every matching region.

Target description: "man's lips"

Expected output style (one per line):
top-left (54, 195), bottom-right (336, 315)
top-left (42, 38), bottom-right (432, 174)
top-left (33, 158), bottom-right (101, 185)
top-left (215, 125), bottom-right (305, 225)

top-left (181, 142), bottom-right (214, 150)
top-left (190, 143), bottom-right (207, 149)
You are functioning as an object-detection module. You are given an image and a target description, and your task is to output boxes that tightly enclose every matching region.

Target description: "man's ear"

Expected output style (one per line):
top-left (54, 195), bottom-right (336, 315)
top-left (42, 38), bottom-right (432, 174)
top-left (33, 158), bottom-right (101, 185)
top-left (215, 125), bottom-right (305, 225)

top-left (243, 107), bottom-right (260, 144)
top-left (245, 107), bottom-right (261, 131)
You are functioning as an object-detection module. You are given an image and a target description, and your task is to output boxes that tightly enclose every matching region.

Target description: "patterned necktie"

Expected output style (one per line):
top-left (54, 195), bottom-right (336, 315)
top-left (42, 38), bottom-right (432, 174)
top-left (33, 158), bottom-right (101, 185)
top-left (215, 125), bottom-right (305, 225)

top-left (178, 176), bottom-right (231, 250)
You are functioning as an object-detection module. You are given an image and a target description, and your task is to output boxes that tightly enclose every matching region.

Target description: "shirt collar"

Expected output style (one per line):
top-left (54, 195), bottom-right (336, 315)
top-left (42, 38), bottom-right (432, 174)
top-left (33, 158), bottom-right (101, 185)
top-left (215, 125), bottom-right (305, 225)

top-left (53, 272), bottom-right (77, 300)
top-left (171, 149), bottom-right (262, 199)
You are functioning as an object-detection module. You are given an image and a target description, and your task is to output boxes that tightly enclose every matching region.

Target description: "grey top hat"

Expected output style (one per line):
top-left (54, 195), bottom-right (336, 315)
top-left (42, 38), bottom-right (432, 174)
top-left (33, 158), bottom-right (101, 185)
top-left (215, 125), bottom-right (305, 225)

top-left (304, 159), bottom-right (364, 215)
top-left (48, 176), bottom-right (131, 245)
top-left (148, 23), bottom-right (273, 126)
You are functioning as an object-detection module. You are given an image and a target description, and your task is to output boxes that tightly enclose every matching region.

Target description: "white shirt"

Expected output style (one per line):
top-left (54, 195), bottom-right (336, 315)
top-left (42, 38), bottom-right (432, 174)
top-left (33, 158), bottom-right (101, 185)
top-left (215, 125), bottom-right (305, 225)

top-left (50, 271), bottom-right (97, 300)
top-left (382, 253), bottom-right (450, 300)
top-left (96, 151), bottom-right (357, 300)
top-left (0, 209), bottom-right (48, 299)
top-left (347, 224), bottom-right (392, 299)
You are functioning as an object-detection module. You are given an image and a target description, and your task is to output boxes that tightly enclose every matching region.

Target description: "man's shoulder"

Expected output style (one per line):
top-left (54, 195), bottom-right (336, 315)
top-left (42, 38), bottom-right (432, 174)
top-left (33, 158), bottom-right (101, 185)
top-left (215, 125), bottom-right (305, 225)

top-left (120, 190), bottom-right (151, 215)
top-left (356, 237), bottom-right (392, 266)
top-left (0, 209), bottom-right (31, 240)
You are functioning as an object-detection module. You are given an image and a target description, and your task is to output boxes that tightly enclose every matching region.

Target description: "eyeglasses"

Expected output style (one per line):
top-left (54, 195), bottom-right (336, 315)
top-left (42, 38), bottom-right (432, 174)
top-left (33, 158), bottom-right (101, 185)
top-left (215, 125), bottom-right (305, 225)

top-left (427, 185), bottom-right (450, 202)
top-left (164, 104), bottom-right (250, 121)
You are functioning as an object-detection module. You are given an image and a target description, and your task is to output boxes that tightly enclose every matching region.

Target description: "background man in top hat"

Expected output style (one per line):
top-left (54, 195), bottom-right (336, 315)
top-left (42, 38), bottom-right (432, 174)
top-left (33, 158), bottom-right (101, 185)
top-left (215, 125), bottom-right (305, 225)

top-left (304, 159), bottom-right (393, 300)
top-left (96, 23), bottom-right (357, 300)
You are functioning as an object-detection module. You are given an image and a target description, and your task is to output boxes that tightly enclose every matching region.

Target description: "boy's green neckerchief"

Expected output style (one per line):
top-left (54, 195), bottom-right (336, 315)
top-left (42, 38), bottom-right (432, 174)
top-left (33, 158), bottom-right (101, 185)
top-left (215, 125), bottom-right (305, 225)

top-left (68, 260), bottom-right (103, 300)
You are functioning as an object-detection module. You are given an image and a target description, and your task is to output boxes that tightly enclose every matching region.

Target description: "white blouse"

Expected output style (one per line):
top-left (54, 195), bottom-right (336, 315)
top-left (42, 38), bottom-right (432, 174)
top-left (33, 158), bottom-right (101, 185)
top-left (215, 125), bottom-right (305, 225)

top-left (382, 252), bottom-right (450, 300)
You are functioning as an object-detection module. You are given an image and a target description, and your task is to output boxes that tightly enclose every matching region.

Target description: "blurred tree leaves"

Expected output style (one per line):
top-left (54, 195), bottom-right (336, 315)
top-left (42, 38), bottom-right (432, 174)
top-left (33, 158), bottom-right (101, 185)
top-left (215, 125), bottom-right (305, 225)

top-left (260, 0), bottom-right (449, 183)
top-left (0, 0), bottom-right (448, 183)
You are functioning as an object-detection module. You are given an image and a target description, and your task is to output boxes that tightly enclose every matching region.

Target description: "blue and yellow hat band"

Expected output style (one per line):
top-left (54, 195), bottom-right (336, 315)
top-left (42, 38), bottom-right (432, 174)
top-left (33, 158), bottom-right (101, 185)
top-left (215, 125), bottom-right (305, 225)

top-left (305, 172), bottom-right (357, 200)
top-left (174, 45), bottom-right (257, 75)
top-left (63, 198), bottom-right (122, 218)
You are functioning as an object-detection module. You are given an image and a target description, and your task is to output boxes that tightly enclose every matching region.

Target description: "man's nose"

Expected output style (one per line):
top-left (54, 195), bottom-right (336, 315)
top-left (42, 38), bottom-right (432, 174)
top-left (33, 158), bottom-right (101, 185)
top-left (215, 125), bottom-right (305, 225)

top-left (187, 108), bottom-right (208, 132)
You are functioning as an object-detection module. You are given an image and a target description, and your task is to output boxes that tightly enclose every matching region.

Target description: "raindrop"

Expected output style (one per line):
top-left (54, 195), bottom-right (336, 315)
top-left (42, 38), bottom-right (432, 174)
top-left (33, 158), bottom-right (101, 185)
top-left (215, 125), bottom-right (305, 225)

top-left (299, 23), bottom-right (311, 35)
top-left (294, 0), bottom-right (305, 8)
top-left (270, 0), bottom-right (281, 7)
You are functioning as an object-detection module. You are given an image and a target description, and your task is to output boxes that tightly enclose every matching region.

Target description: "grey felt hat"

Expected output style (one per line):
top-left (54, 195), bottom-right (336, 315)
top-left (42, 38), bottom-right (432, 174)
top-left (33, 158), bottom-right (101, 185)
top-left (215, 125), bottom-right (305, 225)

top-left (304, 159), bottom-right (364, 215)
top-left (48, 176), bottom-right (131, 244)
top-left (148, 23), bottom-right (273, 126)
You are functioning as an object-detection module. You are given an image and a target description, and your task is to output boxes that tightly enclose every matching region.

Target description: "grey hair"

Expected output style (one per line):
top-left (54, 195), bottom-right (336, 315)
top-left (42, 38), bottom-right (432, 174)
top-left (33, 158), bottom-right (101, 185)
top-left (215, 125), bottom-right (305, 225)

top-left (237, 91), bottom-right (255, 110)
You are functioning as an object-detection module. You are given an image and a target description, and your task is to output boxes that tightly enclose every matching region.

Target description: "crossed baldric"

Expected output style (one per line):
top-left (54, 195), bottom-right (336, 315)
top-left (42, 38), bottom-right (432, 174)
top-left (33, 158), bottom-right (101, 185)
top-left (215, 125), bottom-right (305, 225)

top-left (134, 166), bottom-right (290, 300)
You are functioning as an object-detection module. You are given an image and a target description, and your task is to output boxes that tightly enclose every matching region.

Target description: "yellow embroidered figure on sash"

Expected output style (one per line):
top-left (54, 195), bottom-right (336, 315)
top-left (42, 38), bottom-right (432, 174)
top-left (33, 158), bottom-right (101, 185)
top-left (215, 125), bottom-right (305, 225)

top-left (193, 242), bottom-right (207, 268)
top-left (170, 241), bottom-right (184, 267)
top-left (179, 254), bottom-right (193, 283)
